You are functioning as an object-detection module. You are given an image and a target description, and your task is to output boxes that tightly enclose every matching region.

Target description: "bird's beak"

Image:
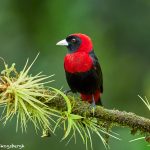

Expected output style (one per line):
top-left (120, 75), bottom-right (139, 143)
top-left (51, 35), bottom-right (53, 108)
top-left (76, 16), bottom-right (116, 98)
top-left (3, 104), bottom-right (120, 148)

top-left (56, 39), bottom-right (68, 46)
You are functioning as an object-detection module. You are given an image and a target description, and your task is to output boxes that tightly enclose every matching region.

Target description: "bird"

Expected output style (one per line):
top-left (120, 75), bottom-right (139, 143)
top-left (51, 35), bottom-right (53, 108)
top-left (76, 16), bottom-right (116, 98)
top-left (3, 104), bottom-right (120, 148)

top-left (56, 33), bottom-right (103, 106)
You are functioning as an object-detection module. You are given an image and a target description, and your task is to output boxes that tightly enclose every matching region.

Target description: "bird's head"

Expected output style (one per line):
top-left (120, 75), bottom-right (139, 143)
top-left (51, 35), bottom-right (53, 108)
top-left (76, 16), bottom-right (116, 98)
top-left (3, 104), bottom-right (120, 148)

top-left (56, 33), bottom-right (93, 53)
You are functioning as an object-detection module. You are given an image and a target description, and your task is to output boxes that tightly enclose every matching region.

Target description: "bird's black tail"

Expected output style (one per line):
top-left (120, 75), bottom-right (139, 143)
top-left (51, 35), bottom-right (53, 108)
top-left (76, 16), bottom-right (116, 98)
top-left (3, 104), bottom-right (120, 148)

top-left (97, 97), bottom-right (103, 106)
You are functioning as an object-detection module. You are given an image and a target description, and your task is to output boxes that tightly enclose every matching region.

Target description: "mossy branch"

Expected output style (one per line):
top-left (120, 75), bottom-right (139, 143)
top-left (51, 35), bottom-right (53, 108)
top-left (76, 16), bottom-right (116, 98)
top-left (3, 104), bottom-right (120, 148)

top-left (47, 94), bottom-right (150, 134)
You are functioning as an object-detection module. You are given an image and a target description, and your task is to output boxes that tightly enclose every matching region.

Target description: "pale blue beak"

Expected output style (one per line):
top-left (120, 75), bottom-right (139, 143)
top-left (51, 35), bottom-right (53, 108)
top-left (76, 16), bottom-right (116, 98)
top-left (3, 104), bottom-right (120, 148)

top-left (56, 39), bottom-right (68, 46)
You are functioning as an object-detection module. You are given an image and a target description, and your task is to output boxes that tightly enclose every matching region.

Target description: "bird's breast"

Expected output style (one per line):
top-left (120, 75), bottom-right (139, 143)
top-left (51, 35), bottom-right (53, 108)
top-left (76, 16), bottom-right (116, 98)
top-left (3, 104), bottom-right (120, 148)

top-left (64, 52), bottom-right (93, 73)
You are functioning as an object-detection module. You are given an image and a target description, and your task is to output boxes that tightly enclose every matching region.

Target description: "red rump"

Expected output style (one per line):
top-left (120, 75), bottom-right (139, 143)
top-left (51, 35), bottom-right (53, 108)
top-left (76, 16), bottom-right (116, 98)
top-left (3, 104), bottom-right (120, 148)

top-left (64, 52), bottom-right (93, 73)
top-left (70, 33), bottom-right (93, 53)
top-left (81, 90), bottom-right (100, 103)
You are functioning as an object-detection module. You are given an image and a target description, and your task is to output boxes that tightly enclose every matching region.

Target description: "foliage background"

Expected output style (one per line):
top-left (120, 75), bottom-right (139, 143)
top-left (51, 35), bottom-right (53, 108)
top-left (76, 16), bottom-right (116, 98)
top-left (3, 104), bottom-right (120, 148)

top-left (0, 0), bottom-right (150, 149)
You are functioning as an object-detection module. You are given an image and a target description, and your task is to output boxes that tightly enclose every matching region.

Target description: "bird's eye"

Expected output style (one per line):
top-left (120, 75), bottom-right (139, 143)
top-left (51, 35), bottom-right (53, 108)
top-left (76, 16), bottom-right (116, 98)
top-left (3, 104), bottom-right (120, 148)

top-left (71, 38), bottom-right (76, 43)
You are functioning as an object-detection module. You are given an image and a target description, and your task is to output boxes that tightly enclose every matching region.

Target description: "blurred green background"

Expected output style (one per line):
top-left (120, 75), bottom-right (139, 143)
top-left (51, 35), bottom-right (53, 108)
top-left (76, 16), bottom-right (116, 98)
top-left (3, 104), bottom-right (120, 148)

top-left (0, 0), bottom-right (150, 150)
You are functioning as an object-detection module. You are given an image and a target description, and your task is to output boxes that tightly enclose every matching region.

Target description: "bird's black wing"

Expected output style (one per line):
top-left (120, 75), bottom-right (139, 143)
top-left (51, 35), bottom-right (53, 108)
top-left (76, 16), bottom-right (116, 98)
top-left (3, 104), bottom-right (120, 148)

top-left (89, 50), bottom-right (103, 93)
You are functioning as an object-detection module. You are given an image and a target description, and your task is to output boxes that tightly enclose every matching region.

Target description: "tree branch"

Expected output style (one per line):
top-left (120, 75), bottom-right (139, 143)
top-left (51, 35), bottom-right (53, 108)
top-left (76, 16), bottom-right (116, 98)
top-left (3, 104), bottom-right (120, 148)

top-left (47, 95), bottom-right (150, 134)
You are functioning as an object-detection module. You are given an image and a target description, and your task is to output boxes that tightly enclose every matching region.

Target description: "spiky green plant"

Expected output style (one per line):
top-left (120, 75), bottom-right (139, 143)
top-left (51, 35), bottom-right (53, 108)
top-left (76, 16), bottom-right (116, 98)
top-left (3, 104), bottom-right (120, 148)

top-left (0, 54), bottom-right (60, 133)
top-left (138, 95), bottom-right (150, 111)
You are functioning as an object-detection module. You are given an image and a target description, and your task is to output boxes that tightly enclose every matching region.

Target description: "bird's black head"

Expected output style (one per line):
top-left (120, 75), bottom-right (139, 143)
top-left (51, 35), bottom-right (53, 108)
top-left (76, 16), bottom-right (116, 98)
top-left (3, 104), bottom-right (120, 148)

top-left (56, 33), bottom-right (93, 53)
top-left (56, 35), bottom-right (81, 53)
top-left (66, 35), bottom-right (81, 53)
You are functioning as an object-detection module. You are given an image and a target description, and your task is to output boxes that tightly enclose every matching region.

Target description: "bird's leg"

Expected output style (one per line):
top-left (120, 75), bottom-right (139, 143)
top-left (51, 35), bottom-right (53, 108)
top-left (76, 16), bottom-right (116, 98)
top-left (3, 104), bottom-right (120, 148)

top-left (92, 95), bottom-right (96, 107)
top-left (89, 95), bottom-right (96, 114)
top-left (64, 89), bottom-right (72, 95)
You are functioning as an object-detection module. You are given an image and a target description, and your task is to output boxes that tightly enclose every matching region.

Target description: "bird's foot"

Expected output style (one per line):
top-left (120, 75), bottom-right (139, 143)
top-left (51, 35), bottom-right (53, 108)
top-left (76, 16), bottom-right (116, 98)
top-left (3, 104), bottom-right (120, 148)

top-left (89, 103), bottom-right (96, 115)
top-left (91, 100), bottom-right (96, 109)
top-left (64, 89), bottom-right (72, 95)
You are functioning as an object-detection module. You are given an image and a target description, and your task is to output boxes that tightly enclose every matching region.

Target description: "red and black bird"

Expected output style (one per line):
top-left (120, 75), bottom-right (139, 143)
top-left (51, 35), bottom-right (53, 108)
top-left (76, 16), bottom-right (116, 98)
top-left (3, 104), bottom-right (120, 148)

top-left (56, 33), bottom-right (103, 106)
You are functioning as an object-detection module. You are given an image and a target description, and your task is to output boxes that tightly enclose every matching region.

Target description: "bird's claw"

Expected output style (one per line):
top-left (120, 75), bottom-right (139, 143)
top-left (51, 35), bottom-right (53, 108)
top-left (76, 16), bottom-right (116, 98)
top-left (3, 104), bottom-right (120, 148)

top-left (89, 104), bottom-right (96, 115)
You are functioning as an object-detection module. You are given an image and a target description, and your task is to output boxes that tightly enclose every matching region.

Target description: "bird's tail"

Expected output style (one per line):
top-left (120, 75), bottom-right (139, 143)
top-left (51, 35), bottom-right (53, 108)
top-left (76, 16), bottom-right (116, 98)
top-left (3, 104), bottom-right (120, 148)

top-left (97, 97), bottom-right (103, 106)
